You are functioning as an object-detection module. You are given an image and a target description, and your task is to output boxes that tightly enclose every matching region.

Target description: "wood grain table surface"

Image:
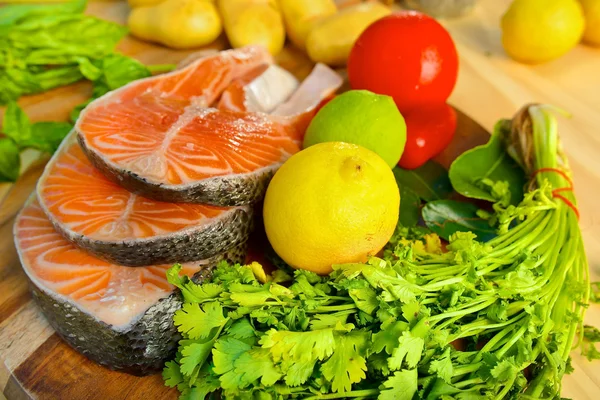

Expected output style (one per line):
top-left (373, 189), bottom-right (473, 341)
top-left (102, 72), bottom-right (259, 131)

top-left (1, 0), bottom-right (600, 399)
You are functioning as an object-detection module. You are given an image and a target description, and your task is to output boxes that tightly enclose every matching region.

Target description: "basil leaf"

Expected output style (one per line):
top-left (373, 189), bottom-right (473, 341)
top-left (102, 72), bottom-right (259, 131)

top-left (0, 0), bottom-right (86, 27)
top-left (0, 65), bottom-right (84, 106)
top-left (0, 138), bottom-right (20, 182)
top-left (399, 187), bottom-right (421, 227)
top-left (70, 54), bottom-right (151, 122)
top-left (449, 121), bottom-right (525, 206)
top-left (10, 17), bottom-right (128, 63)
top-left (393, 161), bottom-right (452, 202)
top-left (100, 54), bottom-right (151, 90)
top-left (77, 57), bottom-right (103, 81)
top-left (422, 200), bottom-right (496, 242)
top-left (2, 102), bottom-right (70, 153)
top-left (21, 122), bottom-right (72, 153)
top-left (2, 101), bottom-right (31, 143)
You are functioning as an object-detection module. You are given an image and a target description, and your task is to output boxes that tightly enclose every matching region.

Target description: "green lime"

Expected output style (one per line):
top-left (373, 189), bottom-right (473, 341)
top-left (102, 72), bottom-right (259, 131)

top-left (303, 90), bottom-right (407, 168)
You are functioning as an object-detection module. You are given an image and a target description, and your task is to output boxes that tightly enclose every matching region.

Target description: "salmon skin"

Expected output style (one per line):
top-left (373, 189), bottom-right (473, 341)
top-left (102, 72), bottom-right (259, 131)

top-left (76, 46), bottom-right (342, 206)
top-left (14, 199), bottom-right (247, 375)
top-left (36, 133), bottom-right (253, 266)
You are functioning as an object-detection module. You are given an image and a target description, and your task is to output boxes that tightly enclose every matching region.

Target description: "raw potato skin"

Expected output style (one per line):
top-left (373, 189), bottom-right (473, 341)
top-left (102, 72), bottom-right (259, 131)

top-left (29, 244), bottom-right (247, 376)
top-left (278, 0), bottom-right (337, 50)
top-left (218, 0), bottom-right (285, 55)
top-left (128, 0), bottom-right (223, 49)
top-left (127, 0), bottom-right (165, 8)
top-left (306, 2), bottom-right (391, 66)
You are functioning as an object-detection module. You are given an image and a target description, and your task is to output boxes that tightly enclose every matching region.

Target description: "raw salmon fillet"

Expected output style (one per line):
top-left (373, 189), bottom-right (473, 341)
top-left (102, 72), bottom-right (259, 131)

top-left (76, 46), bottom-right (342, 206)
top-left (14, 199), bottom-right (246, 375)
top-left (36, 134), bottom-right (253, 267)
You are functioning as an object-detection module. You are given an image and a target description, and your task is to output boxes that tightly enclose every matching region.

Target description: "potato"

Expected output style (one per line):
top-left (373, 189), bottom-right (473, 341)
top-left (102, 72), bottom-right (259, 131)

top-left (127, 0), bottom-right (165, 8)
top-left (306, 2), bottom-right (391, 66)
top-left (128, 0), bottom-right (222, 49)
top-left (218, 0), bottom-right (285, 55)
top-left (278, 0), bottom-right (337, 50)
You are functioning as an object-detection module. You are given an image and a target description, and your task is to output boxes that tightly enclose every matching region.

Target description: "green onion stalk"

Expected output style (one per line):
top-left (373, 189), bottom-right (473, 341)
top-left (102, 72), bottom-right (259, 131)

top-left (390, 105), bottom-right (590, 398)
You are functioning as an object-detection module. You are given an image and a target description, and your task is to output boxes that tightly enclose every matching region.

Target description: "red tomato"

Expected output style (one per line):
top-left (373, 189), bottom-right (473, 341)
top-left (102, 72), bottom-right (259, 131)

top-left (348, 12), bottom-right (459, 112)
top-left (398, 103), bottom-right (457, 169)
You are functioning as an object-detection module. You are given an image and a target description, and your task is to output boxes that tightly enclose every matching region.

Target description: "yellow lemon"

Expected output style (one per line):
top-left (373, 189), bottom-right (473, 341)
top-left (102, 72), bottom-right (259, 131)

top-left (580, 0), bottom-right (600, 46)
top-left (501, 0), bottom-right (585, 63)
top-left (263, 142), bottom-right (400, 275)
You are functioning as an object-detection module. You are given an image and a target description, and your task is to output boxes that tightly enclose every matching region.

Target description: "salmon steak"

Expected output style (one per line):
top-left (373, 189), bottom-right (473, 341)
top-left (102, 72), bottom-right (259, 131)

top-left (75, 46), bottom-right (343, 206)
top-left (36, 134), bottom-right (252, 267)
top-left (14, 199), bottom-right (247, 375)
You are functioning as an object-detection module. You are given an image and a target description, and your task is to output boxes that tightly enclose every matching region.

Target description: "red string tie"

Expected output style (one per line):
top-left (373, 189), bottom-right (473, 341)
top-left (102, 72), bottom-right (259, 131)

top-left (531, 167), bottom-right (579, 220)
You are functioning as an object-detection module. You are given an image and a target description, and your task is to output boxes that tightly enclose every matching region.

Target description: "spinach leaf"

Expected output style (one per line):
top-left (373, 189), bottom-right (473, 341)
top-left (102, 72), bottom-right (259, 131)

top-left (393, 161), bottom-right (452, 202)
top-left (399, 187), bottom-right (421, 227)
top-left (449, 121), bottom-right (525, 206)
top-left (0, 138), bottom-right (20, 182)
top-left (422, 200), bottom-right (496, 242)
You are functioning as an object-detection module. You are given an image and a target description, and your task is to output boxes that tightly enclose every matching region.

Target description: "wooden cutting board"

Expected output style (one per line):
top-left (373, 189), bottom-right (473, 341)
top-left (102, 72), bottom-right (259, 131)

top-left (2, 1), bottom-right (600, 399)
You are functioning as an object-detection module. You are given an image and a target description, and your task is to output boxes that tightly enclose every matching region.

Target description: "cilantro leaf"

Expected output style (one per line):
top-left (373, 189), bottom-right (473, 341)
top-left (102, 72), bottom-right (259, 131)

top-left (229, 288), bottom-right (277, 307)
top-left (582, 341), bottom-right (600, 361)
top-left (490, 357), bottom-right (518, 382)
top-left (167, 264), bottom-right (224, 303)
top-left (512, 336), bottom-right (533, 366)
top-left (378, 369), bottom-right (418, 400)
top-left (213, 262), bottom-right (257, 285)
top-left (349, 284), bottom-right (379, 314)
top-left (591, 282), bottom-right (600, 303)
top-left (282, 358), bottom-right (317, 386)
top-left (212, 337), bottom-right (252, 376)
top-left (372, 321), bottom-right (409, 355)
top-left (584, 325), bottom-right (600, 342)
top-left (478, 352), bottom-right (499, 381)
top-left (429, 348), bottom-right (453, 384)
top-left (220, 348), bottom-right (282, 390)
top-left (173, 302), bottom-right (228, 340)
top-left (486, 300), bottom-right (508, 323)
top-left (496, 265), bottom-right (536, 292)
top-left (309, 313), bottom-right (351, 331)
top-left (388, 331), bottom-right (424, 370)
top-left (289, 272), bottom-right (327, 299)
top-left (321, 331), bottom-right (369, 393)
top-left (179, 337), bottom-right (217, 377)
top-left (368, 352), bottom-right (391, 376)
top-left (226, 318), bottom-right (256, 339)
top-left (260, 328), bottom-right (336, 362)
top-left (182, 366), bottom-right (221, 400)
top-left (163, 360), bottom-right (184, 388)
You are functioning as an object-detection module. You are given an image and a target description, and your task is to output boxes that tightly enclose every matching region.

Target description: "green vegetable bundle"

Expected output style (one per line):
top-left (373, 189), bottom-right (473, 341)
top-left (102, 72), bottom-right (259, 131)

top-left (163, 105), bottom-right (595, 399)
top-left (0, 0), bottom-right (175, 182)
top-left (0, 0), bottom-right (126, 104)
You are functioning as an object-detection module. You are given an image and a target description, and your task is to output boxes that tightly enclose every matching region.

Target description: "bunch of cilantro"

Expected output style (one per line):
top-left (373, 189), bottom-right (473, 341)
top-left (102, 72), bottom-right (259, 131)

top-left (0, 0), bottom-right (173, 182)
top-left (163, 107), bottom-right (598, 399)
